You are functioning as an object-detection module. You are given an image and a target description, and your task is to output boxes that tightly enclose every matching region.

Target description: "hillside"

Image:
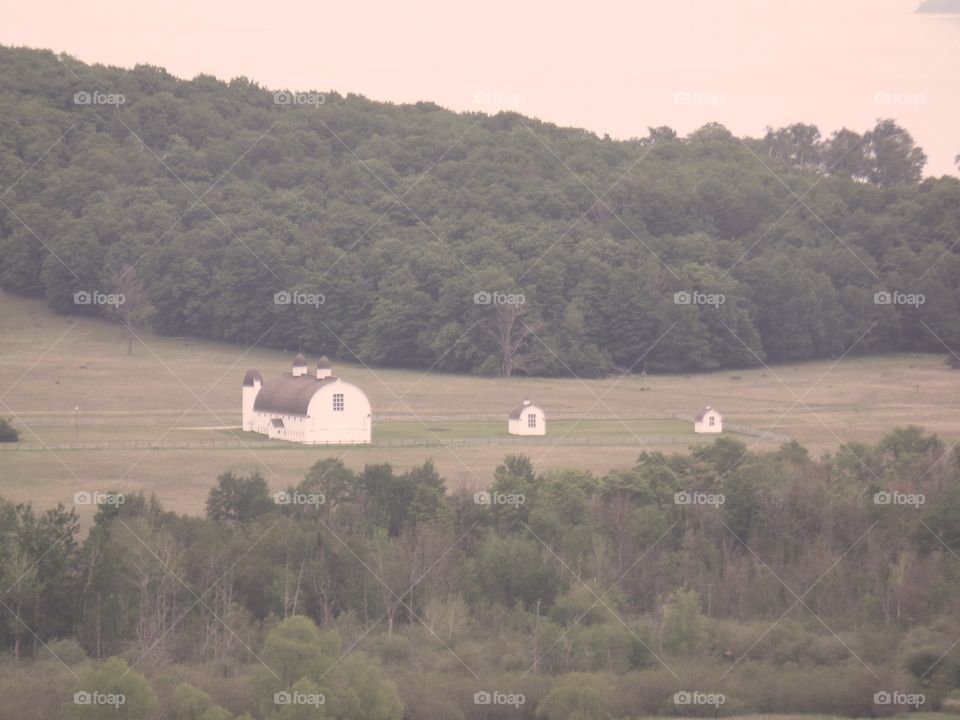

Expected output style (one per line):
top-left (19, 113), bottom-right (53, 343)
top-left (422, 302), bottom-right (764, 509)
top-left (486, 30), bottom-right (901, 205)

top-left (3, 291), bottom-right (960, 518)
top-left (0, 45), bottom-right (959, 379)
top-left (3, 296), bottom-right (960, 718)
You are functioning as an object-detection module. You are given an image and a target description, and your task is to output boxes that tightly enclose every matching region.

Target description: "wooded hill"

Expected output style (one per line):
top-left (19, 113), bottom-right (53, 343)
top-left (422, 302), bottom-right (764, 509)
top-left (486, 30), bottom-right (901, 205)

top-left (1, 45), bottom-right (959, 375)
top-left (2, 431), bottom-right (960, 718)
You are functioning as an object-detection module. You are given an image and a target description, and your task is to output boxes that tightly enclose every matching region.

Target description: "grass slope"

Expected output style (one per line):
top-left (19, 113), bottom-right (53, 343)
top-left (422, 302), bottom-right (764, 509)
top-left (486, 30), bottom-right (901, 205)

top-left (2, 290), bottom-right (959, 520)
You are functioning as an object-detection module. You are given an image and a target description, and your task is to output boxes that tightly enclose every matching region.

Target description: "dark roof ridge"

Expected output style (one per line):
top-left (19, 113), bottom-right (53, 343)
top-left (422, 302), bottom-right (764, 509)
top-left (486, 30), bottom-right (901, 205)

top-left (253, 374), bottom-right (340, 416)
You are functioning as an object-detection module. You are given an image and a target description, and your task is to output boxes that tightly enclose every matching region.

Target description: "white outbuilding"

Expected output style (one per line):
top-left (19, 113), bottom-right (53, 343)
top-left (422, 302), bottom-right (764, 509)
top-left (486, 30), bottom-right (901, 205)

top-left (508, 398), bottom-right (546, 436)
top-left (242, 354), bottom-right (372, 444)
top-left (694, 406), bottom-right (722, 434)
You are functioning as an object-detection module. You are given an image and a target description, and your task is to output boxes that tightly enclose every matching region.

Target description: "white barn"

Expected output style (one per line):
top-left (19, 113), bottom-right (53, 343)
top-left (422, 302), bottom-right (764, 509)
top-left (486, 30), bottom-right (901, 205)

top-left (508, 398), bottom-right (546, 436)
top-left (694, 406), bottom-right (722, 434)
top-left (242, 354), bottom-right (372, 444)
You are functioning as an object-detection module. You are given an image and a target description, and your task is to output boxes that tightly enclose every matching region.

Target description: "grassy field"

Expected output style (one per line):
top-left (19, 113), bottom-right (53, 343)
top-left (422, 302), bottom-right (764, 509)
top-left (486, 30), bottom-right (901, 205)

top-left (2, 290), bottom-right (960, 519)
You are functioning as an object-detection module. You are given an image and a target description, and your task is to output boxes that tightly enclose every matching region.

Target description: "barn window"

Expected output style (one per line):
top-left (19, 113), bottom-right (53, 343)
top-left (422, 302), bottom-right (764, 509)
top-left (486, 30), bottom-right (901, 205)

top-left (528, 414), bottom-right (536, 428)
top-left (333, 393), bottom-right (345, 412)
top-left (709, 416), bottom-right (715, 426)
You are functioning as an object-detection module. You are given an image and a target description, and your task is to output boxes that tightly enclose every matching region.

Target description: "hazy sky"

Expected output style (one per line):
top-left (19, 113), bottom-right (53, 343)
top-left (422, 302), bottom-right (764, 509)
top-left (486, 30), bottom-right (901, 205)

top-left (2, 0), bottom-right (958, 176)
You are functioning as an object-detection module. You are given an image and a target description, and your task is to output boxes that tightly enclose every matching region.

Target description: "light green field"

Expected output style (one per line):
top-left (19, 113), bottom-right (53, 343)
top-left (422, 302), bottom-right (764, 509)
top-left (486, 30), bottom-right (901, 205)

top-left (2, 290), bottom-right (960, 519)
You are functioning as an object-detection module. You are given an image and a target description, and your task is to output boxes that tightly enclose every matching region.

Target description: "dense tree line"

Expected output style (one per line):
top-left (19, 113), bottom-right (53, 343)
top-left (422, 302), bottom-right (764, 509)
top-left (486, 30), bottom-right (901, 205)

top-left (1, 429), bottom-right (960, 717)
top-left (1, 47), bottom-right (959, 375)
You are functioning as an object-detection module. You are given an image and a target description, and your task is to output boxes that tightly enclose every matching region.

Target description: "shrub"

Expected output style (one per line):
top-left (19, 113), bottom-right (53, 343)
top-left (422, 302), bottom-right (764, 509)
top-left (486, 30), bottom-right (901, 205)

top-left (662, 590), bottom-right (706, 655)
top-left (627, 625), bottom-right (657, 670)
top-left (907, 648), bottom-right (942, 678)
top-left (371, 633), bottom-right (414, 664)
top-left (566, 623), bottom-right (633, 672)
top-left (174, 683), bottom-right (215, 720)
top-left (473, 535), bottom-right (563, 611)
top-left (535, 673), bottom-right (613, 720)
top-left (548, 584), bottom-right (610, 627)
top-left (42, 639), bottom-right (87, 666)
top-left (0, 417), bottom-right (18, 442)
top-left (62, 656), bottom-right (159, 719)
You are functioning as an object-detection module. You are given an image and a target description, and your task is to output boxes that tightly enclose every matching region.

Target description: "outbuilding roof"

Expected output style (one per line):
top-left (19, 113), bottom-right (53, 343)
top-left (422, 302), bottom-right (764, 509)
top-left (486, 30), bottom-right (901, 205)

top-left (242, 369), bottom-right (263, 387)
top-left (509, 399), bottom-right (542, 420)
top-left (695, 406), bottom-right (720, 422)
top-left (317, 355), bottom-right (332, 369)
top-left (293, 353), bottom-right (307, 367)
top-left (253, 374), bottom-right (338, 416)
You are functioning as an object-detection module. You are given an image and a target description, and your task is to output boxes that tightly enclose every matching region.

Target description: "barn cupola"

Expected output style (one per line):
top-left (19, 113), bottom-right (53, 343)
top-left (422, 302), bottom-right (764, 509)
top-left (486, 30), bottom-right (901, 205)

top-left (316, 355), bottom-right (332, 380)
top-left (522, 398), bottom-right (531, 407)
top-left (292, 353), bottom-right (308, 377)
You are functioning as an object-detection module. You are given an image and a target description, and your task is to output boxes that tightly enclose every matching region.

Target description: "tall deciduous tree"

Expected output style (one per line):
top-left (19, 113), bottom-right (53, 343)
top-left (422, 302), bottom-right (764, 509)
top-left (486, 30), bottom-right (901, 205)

top-left (481, 301), bottom-right (542, 377)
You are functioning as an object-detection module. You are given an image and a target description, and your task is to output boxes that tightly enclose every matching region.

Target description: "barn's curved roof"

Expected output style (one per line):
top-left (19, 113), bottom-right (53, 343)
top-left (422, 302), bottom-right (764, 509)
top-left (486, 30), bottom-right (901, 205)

top-left (242, 369), bottom-right (263, 387)
top-left (509, 399), bottom-right (543, 420)
top-left (695, 406), bottom-right (720, 422)
top-left (253, 374), bottom-right (338, 416)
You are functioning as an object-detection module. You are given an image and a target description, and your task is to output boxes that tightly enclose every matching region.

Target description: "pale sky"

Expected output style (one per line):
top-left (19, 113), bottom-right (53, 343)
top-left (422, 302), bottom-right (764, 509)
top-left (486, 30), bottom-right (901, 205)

top-left (2, 0), bottom-right (958, 175)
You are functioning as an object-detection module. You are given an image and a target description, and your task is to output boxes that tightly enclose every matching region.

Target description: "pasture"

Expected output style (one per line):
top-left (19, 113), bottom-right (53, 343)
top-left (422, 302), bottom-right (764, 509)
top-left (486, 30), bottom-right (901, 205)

top-left (2, 290), bottom-right (960, 519)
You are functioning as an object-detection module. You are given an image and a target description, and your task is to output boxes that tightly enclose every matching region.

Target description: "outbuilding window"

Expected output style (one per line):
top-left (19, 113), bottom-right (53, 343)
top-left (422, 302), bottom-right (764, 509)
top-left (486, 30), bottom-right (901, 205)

top-left (333, 393), bottom-right (344, 412)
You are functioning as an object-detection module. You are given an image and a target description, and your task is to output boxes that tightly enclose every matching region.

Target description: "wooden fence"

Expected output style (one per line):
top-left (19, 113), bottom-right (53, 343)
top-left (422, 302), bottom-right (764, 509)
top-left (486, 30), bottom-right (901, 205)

top-left (0, 434), bottom-right (736, 452)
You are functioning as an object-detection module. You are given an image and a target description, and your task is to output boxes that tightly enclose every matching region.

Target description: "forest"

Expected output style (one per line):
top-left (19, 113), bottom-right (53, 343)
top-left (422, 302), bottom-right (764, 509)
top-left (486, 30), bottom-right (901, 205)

top-left (1, 429), bottom-right (959, 718)
top-left (1, 46), bottom-right (959, 376)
